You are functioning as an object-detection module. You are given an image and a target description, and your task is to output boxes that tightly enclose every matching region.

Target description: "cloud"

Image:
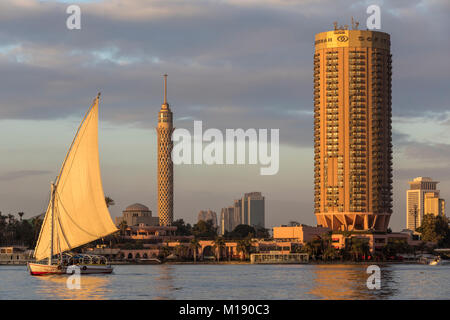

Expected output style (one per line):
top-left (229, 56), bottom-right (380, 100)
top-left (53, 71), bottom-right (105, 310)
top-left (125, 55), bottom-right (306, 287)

top-left (395, 167), bottom-right (450, 181)
top-left (0, 1), bottom-right (446, 119)
top-left (0, 170), bottom-right (52, 181)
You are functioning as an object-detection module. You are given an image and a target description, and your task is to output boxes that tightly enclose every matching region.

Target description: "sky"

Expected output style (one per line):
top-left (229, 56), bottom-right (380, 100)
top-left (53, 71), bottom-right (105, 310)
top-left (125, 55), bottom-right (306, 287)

top-left (0, 0), bottom-right (449, 231)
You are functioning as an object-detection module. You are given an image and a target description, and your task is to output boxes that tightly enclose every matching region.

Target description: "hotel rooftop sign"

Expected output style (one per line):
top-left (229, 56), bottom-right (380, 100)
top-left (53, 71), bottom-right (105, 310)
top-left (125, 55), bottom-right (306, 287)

top-left (314, 30), bottom-right (390, 50)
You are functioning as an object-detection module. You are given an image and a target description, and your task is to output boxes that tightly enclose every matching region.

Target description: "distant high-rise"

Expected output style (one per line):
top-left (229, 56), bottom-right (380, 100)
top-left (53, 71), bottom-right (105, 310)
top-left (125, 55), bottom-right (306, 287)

top-left (220, 206), bottom-right (234, 235)
top-left (157, 74), bottom-right (174, 226)
top-left (222, 193), bottom-right (266, 230)
top-left (198, 210), bottom-right (218, 229)
top-left (241, 192), bottom-right (265, 228)
top-left (407, 177), bottom-right (445, 231)
top-left (313, 26), bottom-right (393, 232)
top-left (233, 199), bottom-right (242, 228)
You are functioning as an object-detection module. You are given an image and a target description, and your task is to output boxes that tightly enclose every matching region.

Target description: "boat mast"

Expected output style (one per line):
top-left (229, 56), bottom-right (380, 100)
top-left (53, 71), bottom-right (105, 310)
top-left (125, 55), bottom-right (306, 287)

top-left (49, 182), bottom-right (55, 265)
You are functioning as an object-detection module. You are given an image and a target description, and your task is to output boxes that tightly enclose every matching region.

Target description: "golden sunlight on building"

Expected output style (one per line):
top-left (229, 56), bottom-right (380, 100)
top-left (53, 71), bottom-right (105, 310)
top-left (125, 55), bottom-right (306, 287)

top-left (313, 27), bottom-right (393, 232)
top-left (407, 177), bottom-right (446, 230)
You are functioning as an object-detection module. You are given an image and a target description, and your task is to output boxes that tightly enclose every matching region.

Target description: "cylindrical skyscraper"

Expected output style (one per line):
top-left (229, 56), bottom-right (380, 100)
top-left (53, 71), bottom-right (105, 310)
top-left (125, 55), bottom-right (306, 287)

top-left (313, 26), bottom-right (392, 232)
top-left (157, 74), bottom-right (174, 226)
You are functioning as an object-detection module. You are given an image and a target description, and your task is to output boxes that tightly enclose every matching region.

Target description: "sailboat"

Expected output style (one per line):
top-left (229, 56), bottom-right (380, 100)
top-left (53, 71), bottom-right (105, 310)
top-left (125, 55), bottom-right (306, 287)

top-left (27, 93), bottom-right (119, 276)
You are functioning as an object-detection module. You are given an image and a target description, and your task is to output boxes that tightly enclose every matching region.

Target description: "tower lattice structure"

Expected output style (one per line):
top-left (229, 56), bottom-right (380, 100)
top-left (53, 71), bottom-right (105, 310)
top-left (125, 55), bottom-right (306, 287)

top-left (157, 74), bottom-right (174, 226)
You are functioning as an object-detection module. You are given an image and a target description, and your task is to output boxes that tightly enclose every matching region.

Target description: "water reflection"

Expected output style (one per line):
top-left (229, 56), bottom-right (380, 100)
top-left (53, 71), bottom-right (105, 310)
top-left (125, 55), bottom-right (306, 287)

top-left (2, 264), bottom-right (446, 299)
top-left (154, 265), bottom-right (176, 300)
top-left (35, 274), bottom-right (111, 300)
top-left (307, 264), bottom-right (396, 299)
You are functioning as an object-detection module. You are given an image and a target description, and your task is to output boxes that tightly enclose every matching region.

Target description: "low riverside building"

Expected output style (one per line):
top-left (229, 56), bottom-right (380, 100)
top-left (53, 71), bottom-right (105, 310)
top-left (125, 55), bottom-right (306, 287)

top-left (0, 246), bottom-right (33, 264)
top-left (122, 225), bottom-right (193, 242)
top-left (123, 225), bottom-right (176, 240)
top-left (273, 225), bottom-right (330, 243)
top-left (118, 247), bottom-right (161, 261)
top-left (196, 240), bottom-right (298, 260)
top-left (329, 231), bottom-right (422, 253)
top-left (82, 238), bottom-right (323, 262)
top-left (250, 253), bottom-right (309, 264)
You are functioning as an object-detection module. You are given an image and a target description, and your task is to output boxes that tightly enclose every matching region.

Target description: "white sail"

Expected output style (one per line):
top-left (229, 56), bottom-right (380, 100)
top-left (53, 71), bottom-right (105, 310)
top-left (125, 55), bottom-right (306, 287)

top-left (34, 95), bottom-right (118, 261)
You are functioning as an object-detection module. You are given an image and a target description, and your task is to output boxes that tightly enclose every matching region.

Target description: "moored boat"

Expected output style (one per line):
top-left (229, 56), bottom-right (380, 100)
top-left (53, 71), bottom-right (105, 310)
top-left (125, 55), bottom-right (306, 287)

top-left (28, 253), bottom-right (114, 275)
top-left (429, 256), bottom-right (442, 266)
top-left (137, 258), bottom-right (162, 265)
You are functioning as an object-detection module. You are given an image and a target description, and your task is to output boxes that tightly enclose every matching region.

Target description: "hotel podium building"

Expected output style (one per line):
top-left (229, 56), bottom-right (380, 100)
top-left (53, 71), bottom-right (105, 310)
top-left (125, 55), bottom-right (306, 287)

top-left (313, 27), bottom-right (393, 232)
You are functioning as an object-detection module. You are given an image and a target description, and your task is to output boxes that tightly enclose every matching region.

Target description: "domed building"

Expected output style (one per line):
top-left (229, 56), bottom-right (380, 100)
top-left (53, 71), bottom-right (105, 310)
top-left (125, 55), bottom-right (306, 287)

top-left (115, 203), bottom-right (159, 227)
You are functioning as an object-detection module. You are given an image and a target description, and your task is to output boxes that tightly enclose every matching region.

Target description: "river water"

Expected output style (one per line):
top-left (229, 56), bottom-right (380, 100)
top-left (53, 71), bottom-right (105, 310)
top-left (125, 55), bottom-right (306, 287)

top-left (0, 264), bottom-right (449, 299)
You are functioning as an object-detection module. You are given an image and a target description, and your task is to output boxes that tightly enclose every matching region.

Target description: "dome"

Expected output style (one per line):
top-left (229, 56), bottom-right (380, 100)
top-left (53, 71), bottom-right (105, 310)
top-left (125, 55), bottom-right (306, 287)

top-left (125, 203), bottom-right (150, 211)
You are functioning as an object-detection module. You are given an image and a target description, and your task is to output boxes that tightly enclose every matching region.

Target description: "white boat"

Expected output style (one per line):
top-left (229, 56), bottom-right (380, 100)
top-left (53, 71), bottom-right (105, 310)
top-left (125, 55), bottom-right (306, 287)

top-left (137, 258), bottom-right (162, 265)
top-left (429, 257), bottom-right (442, 266)
top-left (28, 93), bottom-right (118, 276)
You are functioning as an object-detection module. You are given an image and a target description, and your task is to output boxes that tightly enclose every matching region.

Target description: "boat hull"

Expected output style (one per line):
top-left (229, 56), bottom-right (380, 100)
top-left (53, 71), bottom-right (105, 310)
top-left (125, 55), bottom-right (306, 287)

top-left (28, 263), bottom-right (65, 275)
top-left (136, 258), bottom-right (162, 265)
top-left (28, 262), bottom-right (113, 276)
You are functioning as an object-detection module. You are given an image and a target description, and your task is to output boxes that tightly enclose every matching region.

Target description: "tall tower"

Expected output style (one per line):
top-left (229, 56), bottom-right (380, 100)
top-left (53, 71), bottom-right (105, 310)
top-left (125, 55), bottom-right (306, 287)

top-left (157, 74), bottom-right (174, 226)
top-left (313, 26), bottom-right (393, 232)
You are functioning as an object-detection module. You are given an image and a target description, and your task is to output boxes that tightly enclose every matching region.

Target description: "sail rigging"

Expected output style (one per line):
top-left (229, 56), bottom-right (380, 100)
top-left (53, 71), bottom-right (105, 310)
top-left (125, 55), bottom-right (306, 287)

top-left (34, 95), bottom-right (118, 261)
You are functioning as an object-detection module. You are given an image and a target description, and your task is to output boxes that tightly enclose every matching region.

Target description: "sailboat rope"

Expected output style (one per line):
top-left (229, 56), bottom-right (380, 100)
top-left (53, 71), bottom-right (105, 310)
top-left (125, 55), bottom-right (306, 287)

top-left (54, 201), bottom-right (72, 252)
top-left (55, 190), bottom-right (102, 239)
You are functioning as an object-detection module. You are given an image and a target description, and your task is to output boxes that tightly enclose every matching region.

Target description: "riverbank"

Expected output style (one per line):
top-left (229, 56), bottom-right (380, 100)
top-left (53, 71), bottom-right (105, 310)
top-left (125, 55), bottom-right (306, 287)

top-left (0, 259), bottom-right (429, 266)
top-left (112, 259), bottom-right (424, 265)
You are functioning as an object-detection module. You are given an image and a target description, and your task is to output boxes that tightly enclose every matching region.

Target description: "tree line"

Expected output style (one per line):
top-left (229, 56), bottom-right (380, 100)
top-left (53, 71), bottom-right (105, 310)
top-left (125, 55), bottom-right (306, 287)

top-left (0, 212), bottom-right (42, 247)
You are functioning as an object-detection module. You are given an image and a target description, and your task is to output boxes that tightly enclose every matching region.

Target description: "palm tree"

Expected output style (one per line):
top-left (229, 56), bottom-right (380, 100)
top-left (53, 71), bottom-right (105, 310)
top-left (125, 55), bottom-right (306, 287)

top-left (342, 230), bottom-right (352, 248)
top-left (323, 245), bottom-right (338, 261)
top-left (118, 221), bottom-right (128, 236)
top-left (175, 244), bottom-right (187, 259)
top-left (213, 236), bottom-right (226, 262)
top-left (160, 245), bottom-right (171, 260)
top-left (350, 238), bottom-right (370, 261)
top-left (237, 239), bottom-right (251, 261)
top-left (306, 238), bottom-right (322, 260)
top-left (105, 196), bottom-right (115, 208)
top-left (350, 241), bottom-right (360, 261)
top-left (190, 238), bottom-right (200, 263)
top-left (360, 240), bottom-right (370, 260)
top-left (300, 241), bottom-right (314, 259)
top-left (236, 240), bottom-right (245, 261)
